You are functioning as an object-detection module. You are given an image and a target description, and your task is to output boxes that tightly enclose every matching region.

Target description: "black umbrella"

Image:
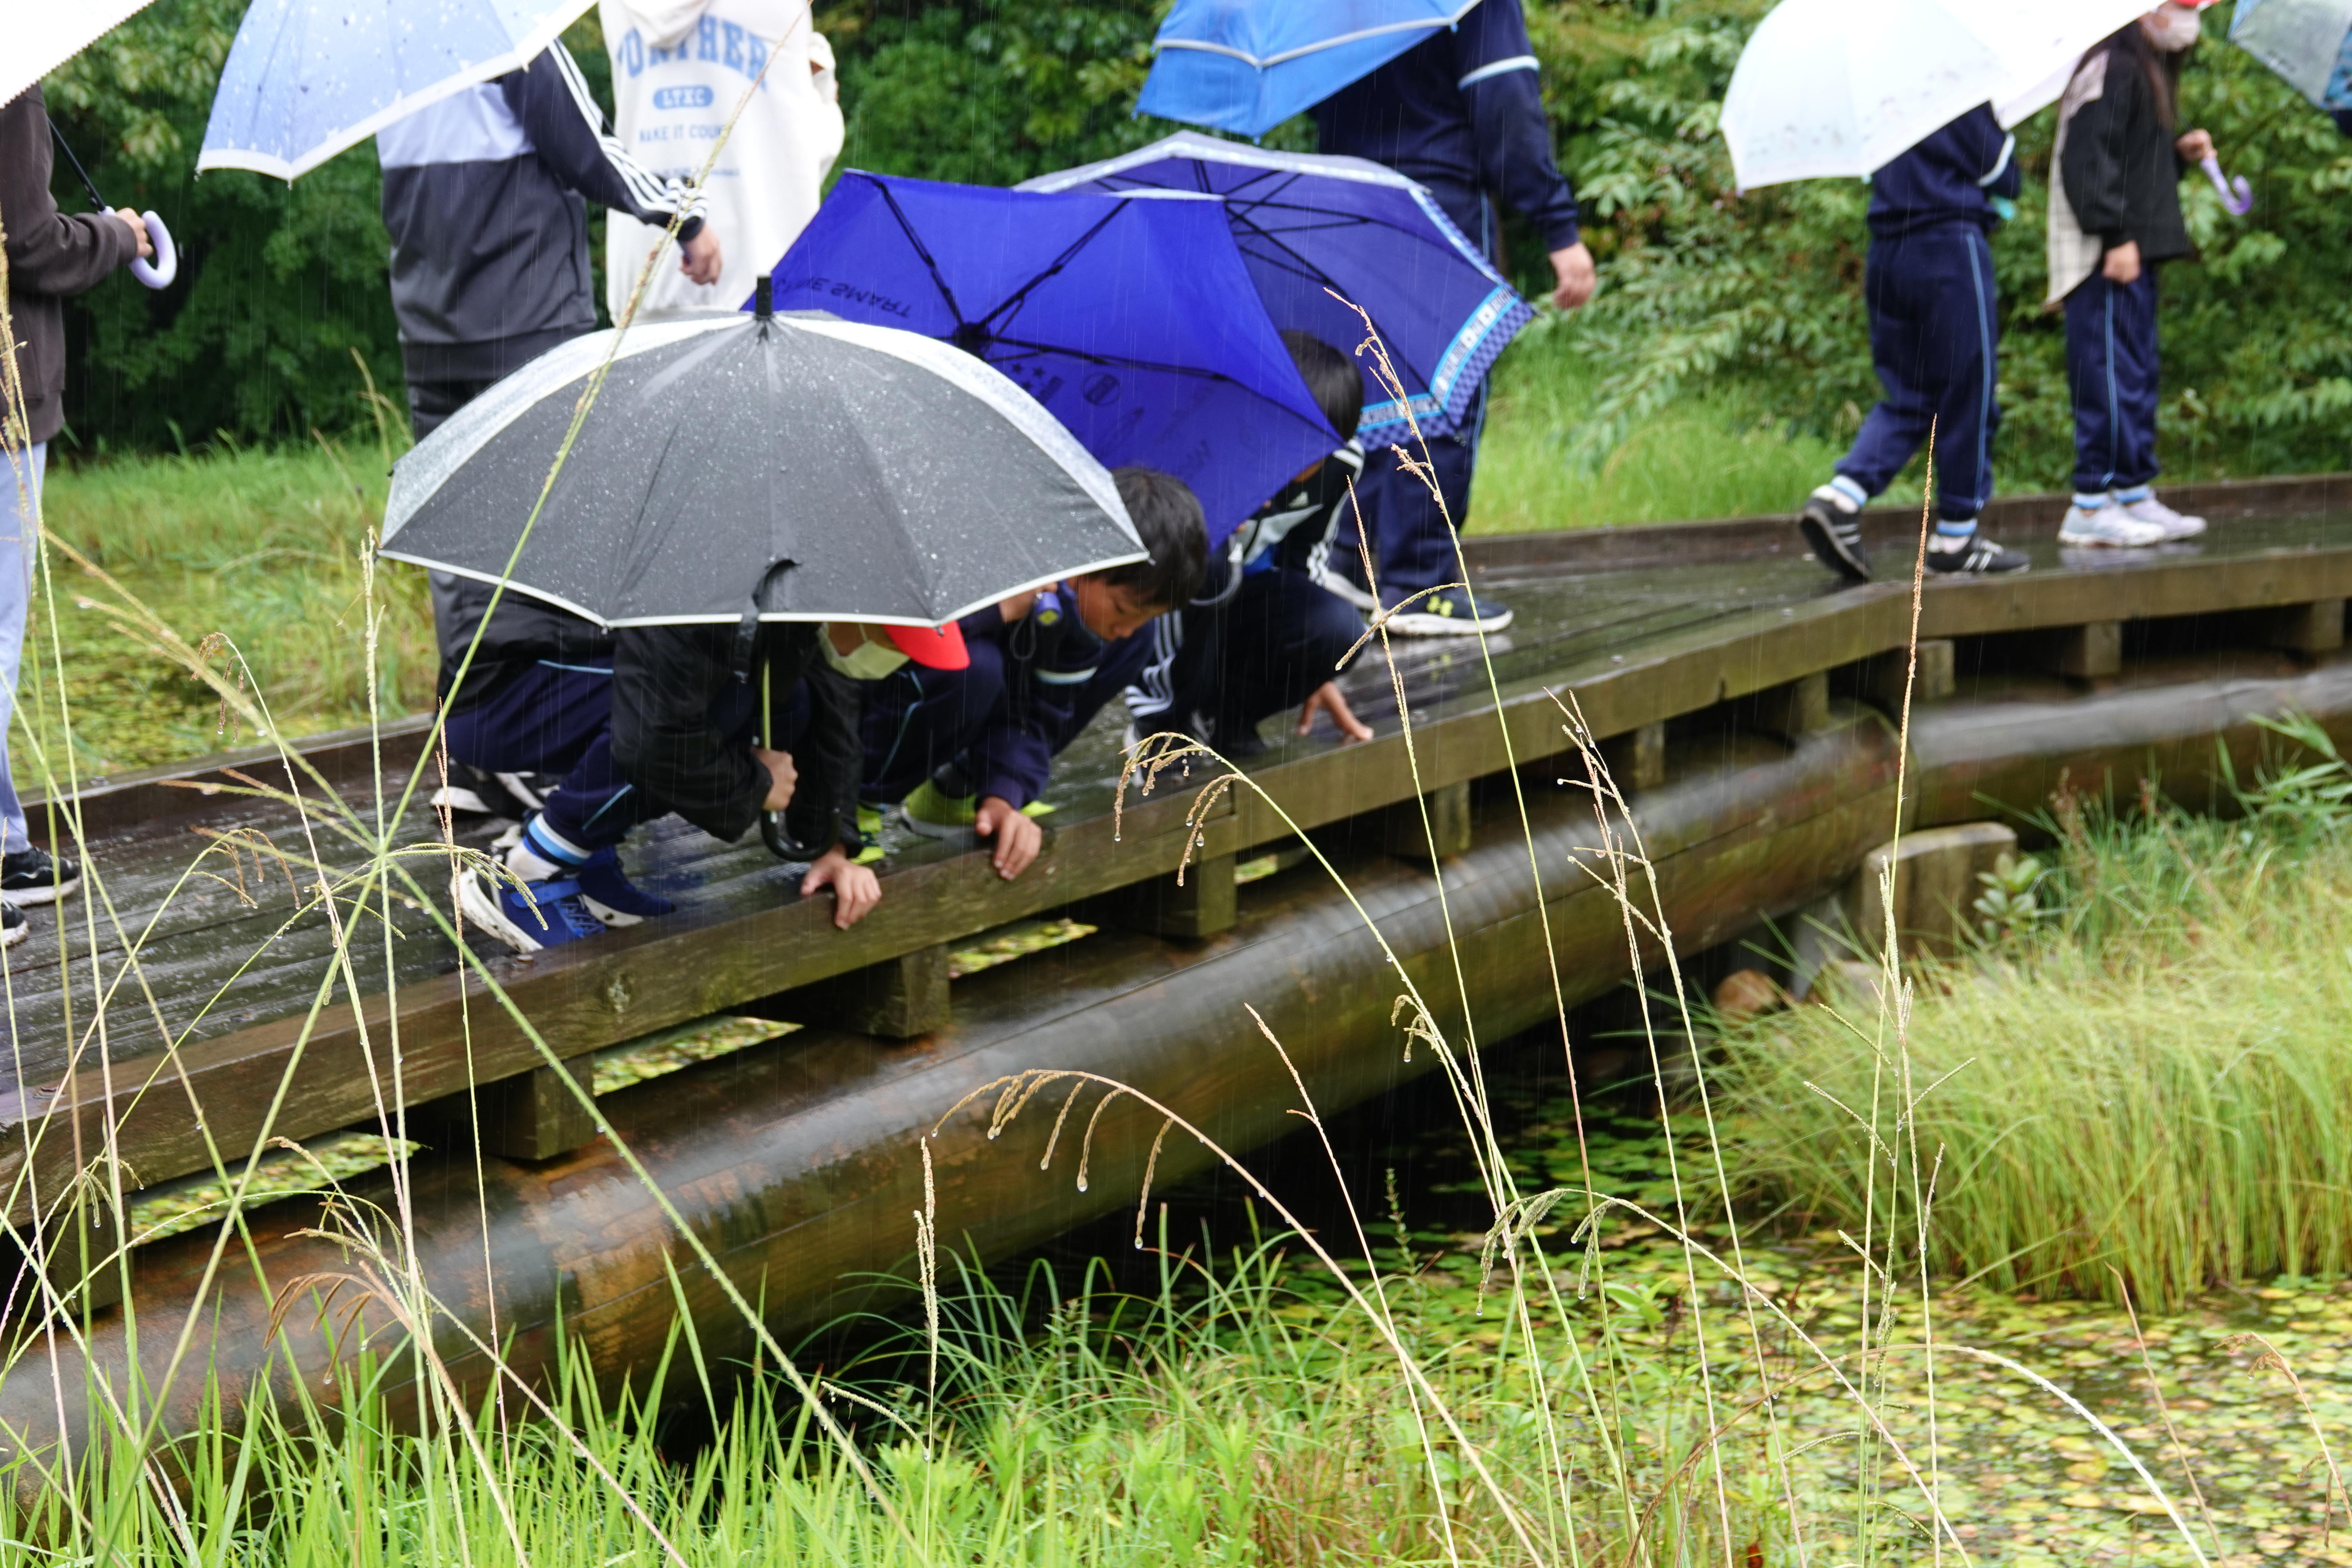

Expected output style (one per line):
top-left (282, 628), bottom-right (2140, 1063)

top-left (380, 287), bottom-right (1144, 628)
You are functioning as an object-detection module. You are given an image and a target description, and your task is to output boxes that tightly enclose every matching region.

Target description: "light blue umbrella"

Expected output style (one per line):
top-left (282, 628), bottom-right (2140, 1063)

top-left (1137, 0), bottom-right (1479, 139)
top-left (2231, 0), bottom-right (2352, 111)
top-left (197, 0), bottom-right (595, 180)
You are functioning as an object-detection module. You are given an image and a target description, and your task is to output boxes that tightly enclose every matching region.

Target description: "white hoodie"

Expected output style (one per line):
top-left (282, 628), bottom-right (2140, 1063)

top-left (599, 0), bottom-right (845, 323)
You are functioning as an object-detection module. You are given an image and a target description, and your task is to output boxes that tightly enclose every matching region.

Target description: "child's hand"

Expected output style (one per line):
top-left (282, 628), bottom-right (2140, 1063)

top-left (754, 746), bottom-right (797, 811)
top-left (681, 226), bottom-right (723, 286)
top-left (2175, 129), bottom-right (2215, 163)
top-left (2101, 240), bottom-right (2142, 285)
top-left (1297, 680), bottom-right (1372, 744)
top-left (112, 208), bottom-right (153, 260)
top-left (1549, 241), bottom-right (1597, 311)
top-left (974, 796), bottom-right (1042, 879)
top-left (802, 847), bottom-right (881, 928)
top-left (997, 588), bottom-right (1039, 623)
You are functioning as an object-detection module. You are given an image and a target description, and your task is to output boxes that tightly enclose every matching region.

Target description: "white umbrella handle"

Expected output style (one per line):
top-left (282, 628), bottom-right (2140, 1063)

top-left (129, 209), bottom-right (176, 289)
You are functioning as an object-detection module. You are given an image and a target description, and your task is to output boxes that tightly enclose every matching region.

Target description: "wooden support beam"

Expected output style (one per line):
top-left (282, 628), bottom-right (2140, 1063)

top-left (777, 945), bottom-right (953, 1038)
top-left (1600, 722), bottom-right (1666, 793)
top-left (1862, 639), bottom-right (1956, 712)
top-left (4, 1187), bottom-right (127, 1316)
top-left (1749, 671), bottom-right (1831, 738)
top-left (1379, 781), bottom-right (1473, 863)
top-left (1081, 855), bottom-right (1237, 940)
top-left (478, 1057), bottom-right (599, 1163)
top-left (2037, 621), bottom-right (2122, 680)
top-left (1853, 821), bottom-right (2018, 959)
top-left (2261, 599), bottom-right (2345, 657)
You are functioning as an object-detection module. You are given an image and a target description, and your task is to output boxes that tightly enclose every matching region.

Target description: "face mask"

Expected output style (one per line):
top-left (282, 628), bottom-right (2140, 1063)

top-left (2142, 4), bottom-right (2199, 52)
top-left (820, 625), bottom-right (910, 681)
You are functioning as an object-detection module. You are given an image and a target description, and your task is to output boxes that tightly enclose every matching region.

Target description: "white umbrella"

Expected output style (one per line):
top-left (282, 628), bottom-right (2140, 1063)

top-left (2230, 0), bottom-right (2352, 110)
top-left (3, 1), bottom-right (160, 111)
top-left (1719, 0), bottom-right (2157, 190)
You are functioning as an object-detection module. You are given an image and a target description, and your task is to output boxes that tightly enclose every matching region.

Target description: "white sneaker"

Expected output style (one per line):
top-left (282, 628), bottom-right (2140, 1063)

top-left (2114, 492), bottom-right (2206, 541)
top-left (2057, 502), bottom-right (2167, 548)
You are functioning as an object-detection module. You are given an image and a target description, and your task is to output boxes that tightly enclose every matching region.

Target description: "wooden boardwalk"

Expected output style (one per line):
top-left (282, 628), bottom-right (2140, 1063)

top-left (5, 472), bottom-right (2350, 1246)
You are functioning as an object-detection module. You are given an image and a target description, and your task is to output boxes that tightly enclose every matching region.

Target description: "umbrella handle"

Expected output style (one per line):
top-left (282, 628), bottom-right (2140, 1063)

top-left (2199, 156), bottom-right (2253, 217)
top-left (129, 210), bottom-right (177, 288)
top-left (756, 651), bottom-right (826, 861)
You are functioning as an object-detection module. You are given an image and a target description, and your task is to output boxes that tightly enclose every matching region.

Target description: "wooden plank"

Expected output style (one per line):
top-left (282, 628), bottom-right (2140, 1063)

top-left (774, 945), bottom-right (952, 1039)
top-left (1078, 854), bottom-right (1238, 940)
top-left (1378, 781), bottom-right (1473, 862)
top-left (1747, 672), bottom-right (1832, 738)
top-left (1601, 722), bottom-right (1667, 793)
top-left (2037, 622), bottom-right (2123, 680)
top-left (479, 1058), bottom-right (599, 1162)
top-left (2261, 599), bottom-right (2346, 656)
top-left (1861, 640), bottom-right (1956, 711)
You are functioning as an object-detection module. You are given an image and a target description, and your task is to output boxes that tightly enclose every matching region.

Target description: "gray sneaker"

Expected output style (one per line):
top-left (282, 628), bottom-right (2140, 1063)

top-left (2057, 502), bottom-right (2167, 548)
top-left (2114, 492), bottom-right (2207, 540)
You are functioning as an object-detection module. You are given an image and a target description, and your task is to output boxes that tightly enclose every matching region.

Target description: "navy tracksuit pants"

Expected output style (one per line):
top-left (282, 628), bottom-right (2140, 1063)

top-left (2064, 270), bottom-right (2161, 496)
top-left (447, 661), bottom-right (807, 852)
top-left (1131, 567), bottom-right (1366, 743)
top-left (859, 634), bottom-right (1158, 808)
top-left (1836, 221), bottom-right (2001, 521)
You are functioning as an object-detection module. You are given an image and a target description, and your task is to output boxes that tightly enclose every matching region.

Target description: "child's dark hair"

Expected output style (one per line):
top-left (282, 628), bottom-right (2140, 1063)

top-left (1281, 330), bottom-right (1364, 444)
top-left (2099, 18), bottom-right (2181, 130)
top-left (1101, 466), bottom-right (1207, 610)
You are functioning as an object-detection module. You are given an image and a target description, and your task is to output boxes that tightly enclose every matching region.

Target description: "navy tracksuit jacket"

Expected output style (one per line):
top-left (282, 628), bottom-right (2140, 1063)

top-left (1313, 0), bottom-right (1579, 601)
top-left (1836, 105), bottom-right (2020, 523)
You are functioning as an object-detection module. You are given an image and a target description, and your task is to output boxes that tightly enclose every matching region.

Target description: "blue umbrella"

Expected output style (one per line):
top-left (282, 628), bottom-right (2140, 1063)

top-left (197, 0), bottom-right (594, 179)
top-left (1137, 0), bottom-right (1478, 139)
top-left (767, 173), bottom-right (1339, 544)
top-left (1020, 130), bottom-right (1531, 445)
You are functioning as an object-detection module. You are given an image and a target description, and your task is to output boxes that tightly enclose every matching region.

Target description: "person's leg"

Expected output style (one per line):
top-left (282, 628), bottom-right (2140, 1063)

top-left (1313, 394), bottom-right (1504, 636)
top-left (1211, 570), bottom-right (1366, 741)
top-left (2106, 270), bottom-right (2202, 538)
top-left (442, 661), bottom-right (613, 778)
top-left (861, 640), bottom-right (1008, 809)
top-left (2060, 276), bottom-right (2167, 547)
top-left (1801, 234), bottom-right (1932, 582)
top-left (1124, 600), bottom-right (1217, 745)
top-left (1918, 228), bottom-right (2027, 574)
top-left (0, 442), bottom-right (70, 923)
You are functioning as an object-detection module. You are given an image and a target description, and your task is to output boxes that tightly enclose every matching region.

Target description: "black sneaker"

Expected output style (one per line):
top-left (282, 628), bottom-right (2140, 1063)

top-left (0, 901), bottom-right (23, 949)
top-left (0, 845), bottom-right (80, 905)
top-left (1379, 584), bottom-right (1513, 637)
top-left (429, 763), bottom-right (545, 821)
top-left (1926, 534), bottom-right (2030, 575)
top-left (1799, 485), bottom-right (1871, 582)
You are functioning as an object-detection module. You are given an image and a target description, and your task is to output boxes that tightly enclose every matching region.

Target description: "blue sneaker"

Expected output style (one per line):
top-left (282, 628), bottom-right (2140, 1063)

top-left (456, 864), bottom-right (606, 954)
top-left (574, 848), bottom-right (674, 926)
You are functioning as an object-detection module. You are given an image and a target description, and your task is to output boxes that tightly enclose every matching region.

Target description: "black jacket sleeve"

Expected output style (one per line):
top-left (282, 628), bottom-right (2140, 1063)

top-left (781, 664), bottom-right (862, 857)
top-left (1455, 0), bottom-right (1580, 251)
top-left (2061, 52), bottom-right (2135, 247)
top-left (610, 623), bottom-right (769, 842)
top-left (502, 44), bottom-right (705, 239)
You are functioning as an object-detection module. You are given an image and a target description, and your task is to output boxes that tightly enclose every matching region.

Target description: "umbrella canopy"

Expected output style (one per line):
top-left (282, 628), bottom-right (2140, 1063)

top-left (1720, 0), bottom-right (2156, 188)
top-left (6, 1), bottom-right (159, 111)
top-left (1137, 0), bottom-right (1478, 138)
top-left (768, 173), bottom-right (1340, 543)
top-left (380, 309), bottom-right (1142, 628)
top-left (1018, 131), bottom-right (1531, 445)
top-left (2231, 0), bottom-right (2352, 111)
top-left (197, 0), bottom-right (594, 180)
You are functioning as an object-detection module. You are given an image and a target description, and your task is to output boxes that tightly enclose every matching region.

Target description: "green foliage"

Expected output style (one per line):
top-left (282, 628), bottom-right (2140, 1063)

top-left (43, 0), bottom-right (403, 453)
top-left (1540, 0), bottom-right (2352, 488)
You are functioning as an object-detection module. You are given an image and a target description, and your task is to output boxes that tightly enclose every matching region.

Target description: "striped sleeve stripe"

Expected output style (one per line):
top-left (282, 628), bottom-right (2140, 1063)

top-left (549, 43), bottom-right (697, 220)
top-left (1457, 55), bottom-right (1538, 90)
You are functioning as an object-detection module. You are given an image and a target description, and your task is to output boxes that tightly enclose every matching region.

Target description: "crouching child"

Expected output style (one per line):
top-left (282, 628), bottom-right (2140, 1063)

top-left (459, 616), bottom-right (965, 951)
top-left (861, 467), bottom-right (1207, 881)
top-left (1125, 331), bottom-right (1375, 756)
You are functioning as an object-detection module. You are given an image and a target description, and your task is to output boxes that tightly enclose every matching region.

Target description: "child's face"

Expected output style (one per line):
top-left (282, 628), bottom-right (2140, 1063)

top-left (1067, 576), bottom-right (1164, 643)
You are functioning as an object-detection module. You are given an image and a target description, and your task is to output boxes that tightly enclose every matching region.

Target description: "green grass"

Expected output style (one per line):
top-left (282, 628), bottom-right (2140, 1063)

top-left (24, 442), bottom-right (433, 777)
top-left (1467, 337), bottom-right (1898, 535)
top-left (1716, 724), bottom-right (2352, 1311)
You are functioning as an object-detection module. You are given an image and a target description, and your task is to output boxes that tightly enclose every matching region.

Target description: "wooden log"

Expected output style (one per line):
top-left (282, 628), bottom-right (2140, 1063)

top-left (1378, 781), bottom-right (1473, 862)
top-left (773, 945), bottom-right (952, 1038)
top-left (1747, 671), bottom-right (1831, 738)
top-left (1853, 822), bottom-right (2018, 958)
top-left (2037, 622), bottom-right (2122, 680)
top-left (1861, 639), bottom-right (1957, 712)
top-left (478, 1057), bottom-right (598, 1163)
top-left (1600, 722), bottom-right (1667, 793)
top-left (1078, 855), bottom-right (1237, 939)
top-left (2260, 599), bottom-right (2346, 657)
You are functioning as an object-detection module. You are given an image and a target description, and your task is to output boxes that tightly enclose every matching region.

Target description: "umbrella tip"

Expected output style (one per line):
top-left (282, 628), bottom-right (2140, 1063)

top-left (755, 274), bottom-right (773, 320)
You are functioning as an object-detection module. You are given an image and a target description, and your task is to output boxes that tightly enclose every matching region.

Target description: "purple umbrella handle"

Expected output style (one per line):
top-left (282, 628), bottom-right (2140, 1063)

top-left (2199, 156), bottom-right (2253, 217)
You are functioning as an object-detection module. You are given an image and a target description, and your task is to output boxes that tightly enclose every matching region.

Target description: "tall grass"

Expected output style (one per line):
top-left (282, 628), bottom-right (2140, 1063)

top-left (1719, 726), bottom-right (2352, 1311)
top-left (30, 440), bottom-right (433, 772)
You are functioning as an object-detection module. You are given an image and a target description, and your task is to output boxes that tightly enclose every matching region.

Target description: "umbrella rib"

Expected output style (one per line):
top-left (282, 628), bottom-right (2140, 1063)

top-left (983, 337), bottom-right (1264, 387)
top-left (973, 203), bottom-right (1135, 339)
top-left (868, 175), bottom-right (973, 327)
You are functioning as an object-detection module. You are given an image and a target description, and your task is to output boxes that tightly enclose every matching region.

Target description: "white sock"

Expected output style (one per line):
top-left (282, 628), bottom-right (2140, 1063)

top-left (506, 815), bottom-right (588, 883)
top-left (1827, 475), bottom-right (1869, 510)
top-left (1929, 521), bottom-right (1977, 554)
